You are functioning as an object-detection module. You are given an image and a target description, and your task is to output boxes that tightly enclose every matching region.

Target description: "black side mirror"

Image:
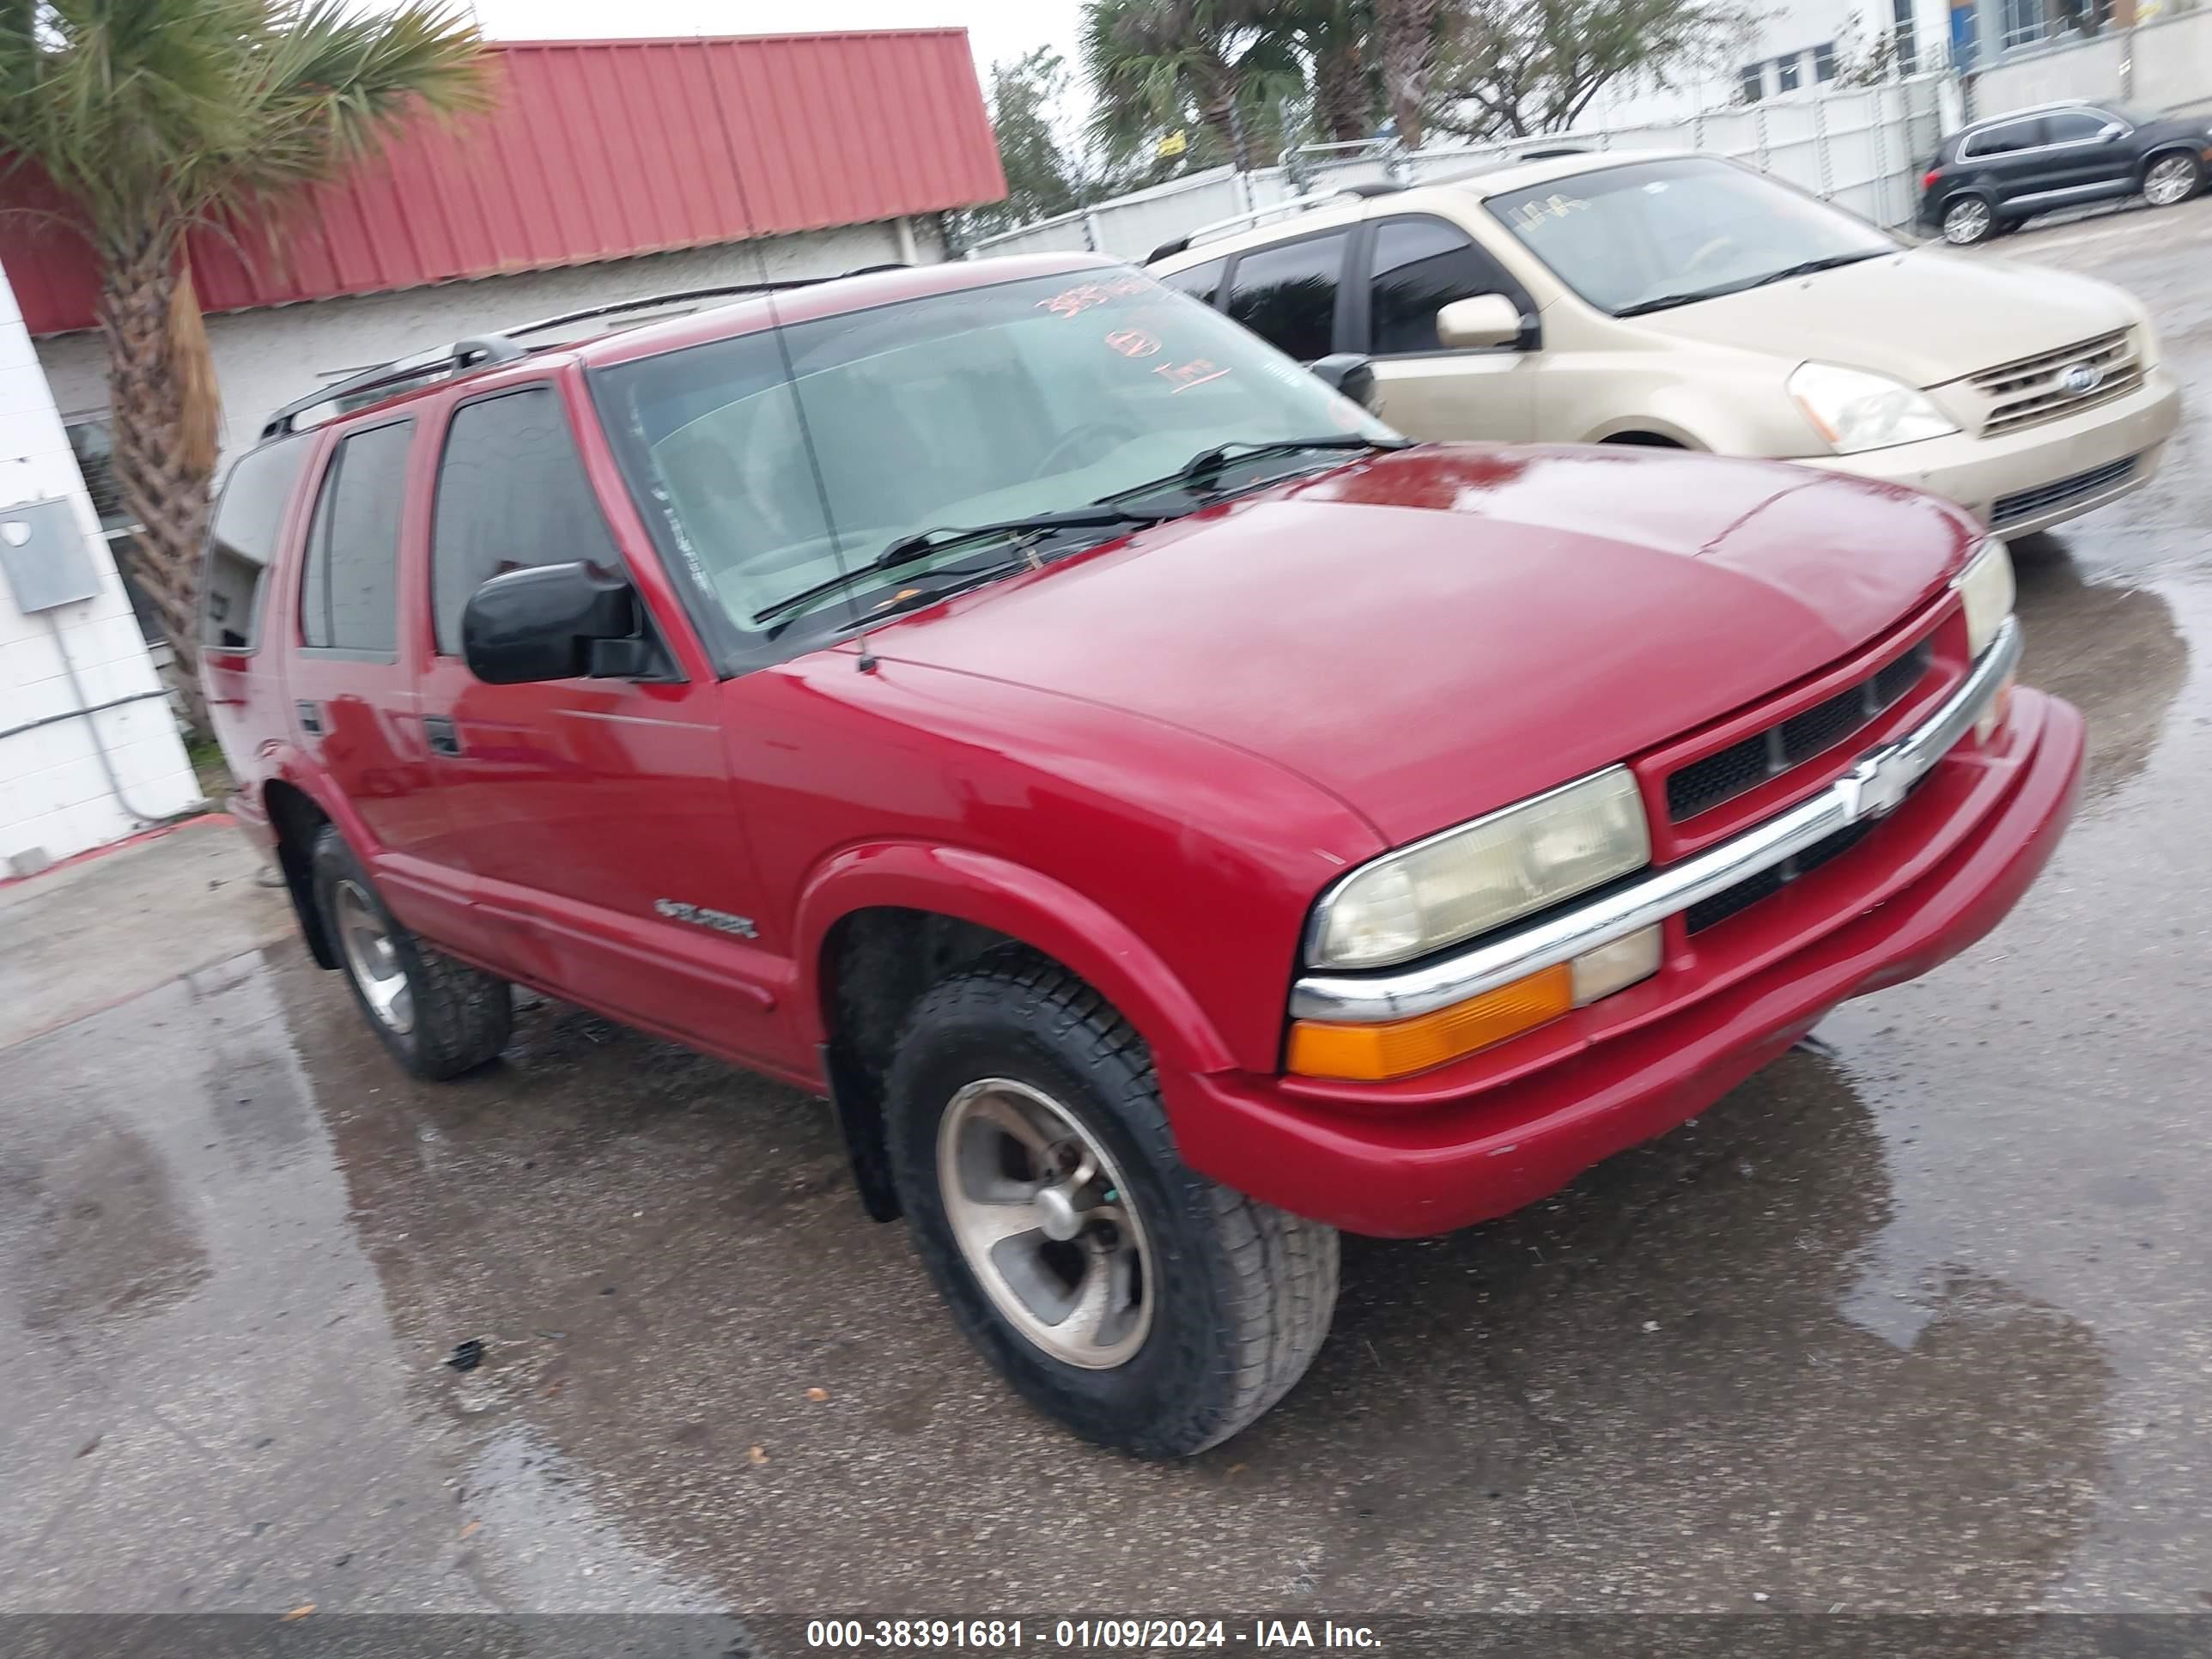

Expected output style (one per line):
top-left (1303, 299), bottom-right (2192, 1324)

top-left (1310, 353), bottom-right (1377, 410)
top-left (462, 562), bottom-right (653, 684)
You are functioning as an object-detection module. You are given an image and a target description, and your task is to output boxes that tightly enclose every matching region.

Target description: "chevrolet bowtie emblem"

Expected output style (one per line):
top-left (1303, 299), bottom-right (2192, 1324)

top-left (1842, 744), bottom-right (1915, 822)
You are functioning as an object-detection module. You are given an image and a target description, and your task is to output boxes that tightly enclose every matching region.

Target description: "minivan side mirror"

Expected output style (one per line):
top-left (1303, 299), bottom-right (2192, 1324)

top-left (1309, 353), bottom-right (1377, 409)
top-left (462, 562), bottom-right (652, 684)
top-left (1437, 294), bottom-right (1526, 350)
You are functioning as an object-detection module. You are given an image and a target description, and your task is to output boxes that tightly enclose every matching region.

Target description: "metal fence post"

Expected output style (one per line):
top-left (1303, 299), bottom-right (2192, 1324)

top-left (1813, 92), bottom-right (1832, 198)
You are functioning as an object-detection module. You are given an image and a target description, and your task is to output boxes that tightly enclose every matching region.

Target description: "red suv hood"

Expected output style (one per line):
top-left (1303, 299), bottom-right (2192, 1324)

top-left (861, 446), bottom-right (1980, 847)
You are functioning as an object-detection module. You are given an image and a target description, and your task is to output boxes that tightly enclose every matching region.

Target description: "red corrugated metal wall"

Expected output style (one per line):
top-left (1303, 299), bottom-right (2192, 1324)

top-left (1, 31), bottom-right (1006, 336)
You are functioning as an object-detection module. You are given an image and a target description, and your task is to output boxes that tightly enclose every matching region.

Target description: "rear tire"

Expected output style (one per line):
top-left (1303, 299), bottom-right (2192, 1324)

top-left (311, 825), bottom-right (512, 1080)
top-left (2143, 152), bottom-right (2203, 208)
top-left (1942, 194), bottom-right (1996, 246)
top-left (884, 947), bottom-right (1338, 1457)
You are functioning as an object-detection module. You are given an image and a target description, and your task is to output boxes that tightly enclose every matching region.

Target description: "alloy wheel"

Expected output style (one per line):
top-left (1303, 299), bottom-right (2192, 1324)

top-left (335, 878), bottom-right (413, 1035)
top-left (2145, 156), bottom-right (2197, 206)
top-left (1943, 198), bottom-right (1991, 244)
top-left (937, 1078), bottom-right (1154, 1369)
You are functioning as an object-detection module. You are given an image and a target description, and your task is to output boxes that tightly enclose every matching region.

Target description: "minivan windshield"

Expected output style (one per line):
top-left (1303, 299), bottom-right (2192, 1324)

top-left (592, 267), bottom-right (1396, 659)
top-left (1486, 156), bottom-right (1895, 318)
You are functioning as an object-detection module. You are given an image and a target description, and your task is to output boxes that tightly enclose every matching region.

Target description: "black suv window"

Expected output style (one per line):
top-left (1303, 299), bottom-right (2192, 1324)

top-left (298, 421), bottom-right (409, 654)
top-left (200, 435), bottom-right (311, 652)
top-left (1224, 230), bottom-right (1350, 362)
top-left (1367, 216), bottom-right (1518, 355)
top-left (1158, 258), bottom-right (1226, 307)
top-left (1965, 118), bottom-right (2045, 157)
top-left (2042, 110), bottom-right (2110, 143)
top-left (432, 386), bottom-right (621, 656)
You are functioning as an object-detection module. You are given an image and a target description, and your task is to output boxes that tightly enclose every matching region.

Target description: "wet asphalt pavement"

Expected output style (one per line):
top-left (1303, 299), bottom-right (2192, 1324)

top-left (5, 198), bottom-right (2212, 1632)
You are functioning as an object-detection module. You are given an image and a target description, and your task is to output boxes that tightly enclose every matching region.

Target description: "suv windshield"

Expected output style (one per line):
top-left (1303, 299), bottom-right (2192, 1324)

top-left (1486, 156), bottom-right (1894, 318)
top-left (592, 267), bottom-right (1396, 659)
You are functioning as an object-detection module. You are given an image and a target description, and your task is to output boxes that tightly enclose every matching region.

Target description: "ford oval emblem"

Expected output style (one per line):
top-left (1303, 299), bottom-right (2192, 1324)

top-left (2058, 361), bottom-right (2104, 397)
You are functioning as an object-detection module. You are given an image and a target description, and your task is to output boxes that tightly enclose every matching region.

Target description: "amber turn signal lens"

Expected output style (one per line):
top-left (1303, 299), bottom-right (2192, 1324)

top-left (1287, 963), bottom-right (1574, 1082)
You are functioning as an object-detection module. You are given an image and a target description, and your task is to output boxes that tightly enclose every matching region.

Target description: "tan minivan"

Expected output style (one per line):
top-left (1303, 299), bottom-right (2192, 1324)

top-left (1147, 149), bottom-right (2180, 538)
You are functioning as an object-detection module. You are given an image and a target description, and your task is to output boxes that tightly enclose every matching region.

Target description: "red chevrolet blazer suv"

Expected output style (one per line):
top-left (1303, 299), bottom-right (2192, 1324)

top-left (200, 254), bottom-right (2083, 1456)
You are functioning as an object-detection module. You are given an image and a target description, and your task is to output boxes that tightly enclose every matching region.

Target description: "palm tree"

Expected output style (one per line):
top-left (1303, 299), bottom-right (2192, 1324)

top-left (1374, 0), bottom-right (1441, 150)
top-left (1083, 0), bottom-right (1302, 172)
top-left (0, 0), bottom-right (489, 732)
top-left (1281, 0), bottom-right (1374, 146)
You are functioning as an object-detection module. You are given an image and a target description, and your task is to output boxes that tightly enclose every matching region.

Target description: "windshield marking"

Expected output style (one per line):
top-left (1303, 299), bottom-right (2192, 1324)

top-left (1158, 359), bottom-right (1231, 393)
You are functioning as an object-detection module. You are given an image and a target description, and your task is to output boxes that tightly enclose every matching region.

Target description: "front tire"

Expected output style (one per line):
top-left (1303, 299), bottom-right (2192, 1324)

top-left (885, 949), bottom-right (1338, 1456)
top-left (311, 825), bottom-right (512, 1080)
top-left (2143, 152), bottom-right (2203, 208)
top-left (1942, 194), bottom-right (1996, 246)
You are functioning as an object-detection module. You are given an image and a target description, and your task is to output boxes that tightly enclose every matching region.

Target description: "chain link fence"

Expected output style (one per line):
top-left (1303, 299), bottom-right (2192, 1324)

top-left (963, 74), bottom-right (1958, 265)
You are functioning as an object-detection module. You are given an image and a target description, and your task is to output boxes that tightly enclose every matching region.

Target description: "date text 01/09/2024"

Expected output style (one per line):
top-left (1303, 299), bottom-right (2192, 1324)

top-left (801, 1620), bottom-right (1383, 1650)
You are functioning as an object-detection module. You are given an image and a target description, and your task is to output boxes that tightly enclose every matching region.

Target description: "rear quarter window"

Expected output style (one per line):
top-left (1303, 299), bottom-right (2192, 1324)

top-left (199, 436), bottom-right (313, 653)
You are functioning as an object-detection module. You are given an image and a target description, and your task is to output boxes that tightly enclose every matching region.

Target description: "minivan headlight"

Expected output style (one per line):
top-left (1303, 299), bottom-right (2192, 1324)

top-left (1309, 768), bottom-right (1650, 970)
top-left (1790, 362), bottom-right (1958, 454)
top-left (1953, 536), bottom-right (2015, 660)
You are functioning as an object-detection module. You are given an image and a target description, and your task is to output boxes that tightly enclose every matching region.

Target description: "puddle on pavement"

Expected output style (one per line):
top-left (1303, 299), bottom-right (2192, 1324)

top-left (0, 954), bottom-right (718, 1617)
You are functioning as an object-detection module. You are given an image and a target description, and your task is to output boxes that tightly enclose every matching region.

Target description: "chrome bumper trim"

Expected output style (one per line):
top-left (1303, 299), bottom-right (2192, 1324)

top-left (1290, 618), bottom-right (2021, 1024)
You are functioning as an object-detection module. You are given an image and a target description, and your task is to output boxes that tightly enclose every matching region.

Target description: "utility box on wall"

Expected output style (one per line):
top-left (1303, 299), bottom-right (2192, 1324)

top-left (0, 495), bottom-right (102, 613)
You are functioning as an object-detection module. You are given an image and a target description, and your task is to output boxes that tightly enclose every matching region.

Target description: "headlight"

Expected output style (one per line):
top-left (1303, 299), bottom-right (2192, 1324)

top-left (1952, 537), bottom-right (2014, 660)
top-left (1309, 768), bottom-right (1650, 969)
top-left (1789, 362), bottom-right (1958, 454)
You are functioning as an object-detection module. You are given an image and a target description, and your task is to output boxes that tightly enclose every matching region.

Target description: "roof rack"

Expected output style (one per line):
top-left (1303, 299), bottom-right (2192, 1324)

top-left (1146, 181), bottom-right (1402, 265)
top-left (258, 268), bottom-right (908, 440)
top-left (1516, 145), bottom-right (1590, 160)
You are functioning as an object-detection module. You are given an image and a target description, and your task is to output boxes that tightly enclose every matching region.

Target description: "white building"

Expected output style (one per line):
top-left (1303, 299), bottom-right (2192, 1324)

top-left (1, 264), bottom-right (201, 877)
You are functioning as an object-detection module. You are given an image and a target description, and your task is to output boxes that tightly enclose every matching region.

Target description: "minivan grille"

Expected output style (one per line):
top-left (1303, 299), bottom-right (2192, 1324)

top-left (1665, 642), bottom-right (1932, 823)
top-left (1972, 328), bottom-right (2141, 437)
top-left (1990, 454), bottom-right (2137, 529)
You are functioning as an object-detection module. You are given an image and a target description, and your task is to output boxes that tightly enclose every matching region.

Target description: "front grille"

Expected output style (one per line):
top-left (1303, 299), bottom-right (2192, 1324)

top-left (1685, 821), bottom-right (1874, 934)
top-left (1665, 641), bottom-right (1933, 823)
top-left (1990, 454), bottom-right (2137, 528)
top-left (1972, 328), bottom-right (2142, 437)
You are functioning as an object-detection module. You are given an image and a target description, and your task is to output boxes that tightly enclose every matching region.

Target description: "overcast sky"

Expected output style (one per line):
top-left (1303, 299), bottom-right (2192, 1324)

top-left (466, 0), bottom-right (1089, 94)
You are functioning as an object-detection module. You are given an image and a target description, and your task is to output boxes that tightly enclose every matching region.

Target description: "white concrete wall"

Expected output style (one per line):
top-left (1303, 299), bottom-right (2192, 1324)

top-left (1581, 0), bottom-right (1960, 124)
top-left (1, 264), bottom-right (200, 877)
top-left (36, 217), bottom-right (943, 465)
top-left (1972, 8), bottom-right (2212, 116)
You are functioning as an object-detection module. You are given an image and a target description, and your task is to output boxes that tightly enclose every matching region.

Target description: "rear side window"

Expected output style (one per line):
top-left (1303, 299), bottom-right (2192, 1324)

top-left (298, 420), bottom-right (410, 654)
top-left (1158, 258), bottom-right (1226, 306)
top-left (1224, 230), bottom-right (1350, 362)
top-left (200, 436), bottom-right (312, 652)
top-left (431, 386), bottom-right (621, 656)
top-left (1367, 216), bottom-right (1518, 355)
top-left (1965, 118), bottom-right (2045, 156)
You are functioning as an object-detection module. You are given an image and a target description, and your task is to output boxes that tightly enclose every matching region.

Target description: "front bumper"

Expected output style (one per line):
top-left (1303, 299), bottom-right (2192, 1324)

top-left (1163, 643), bottom-right (2084, 1238)
top-left (1800, 365), bottom-right (2180, 537)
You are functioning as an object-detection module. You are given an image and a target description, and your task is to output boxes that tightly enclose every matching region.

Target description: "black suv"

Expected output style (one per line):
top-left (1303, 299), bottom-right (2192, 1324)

top-left (1919, 100), bottom-right (2212, 245)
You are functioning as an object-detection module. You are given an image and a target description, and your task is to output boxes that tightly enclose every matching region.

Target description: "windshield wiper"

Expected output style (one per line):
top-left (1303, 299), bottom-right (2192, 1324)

top-left (750, 506), bottom-right (1160, 627)
top-left (1164, 433), bottom-right (1412, 494)
top-left (1738, 250), bottom-right (1885, 290)
top-left (1613, 287), bottom-right (1738, 318)
top-left (1615, 251), bottom-right (1887, 317)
